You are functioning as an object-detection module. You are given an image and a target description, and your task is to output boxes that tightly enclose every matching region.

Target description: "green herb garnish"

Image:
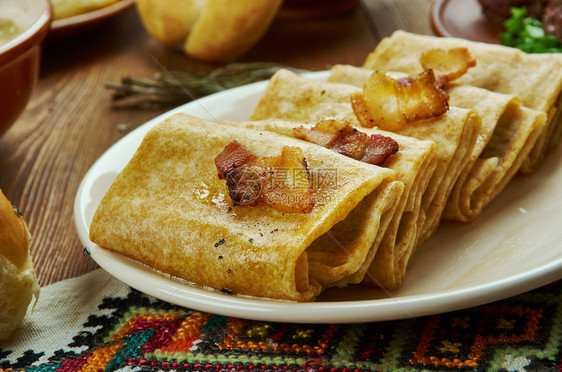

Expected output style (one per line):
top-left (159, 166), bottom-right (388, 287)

top-left (499, 7), bottom-right (562, 53)
top-left (106, 62), bottom-right (307, 108)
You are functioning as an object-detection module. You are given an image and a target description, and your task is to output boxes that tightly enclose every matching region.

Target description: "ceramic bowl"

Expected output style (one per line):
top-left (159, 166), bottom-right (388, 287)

top-left (0, 0), bottom-right (52, 137)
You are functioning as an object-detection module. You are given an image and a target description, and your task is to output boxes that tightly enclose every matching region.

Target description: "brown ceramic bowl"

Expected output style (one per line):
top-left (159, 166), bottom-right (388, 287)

top-left (0, 0), bottom-right (52, 138)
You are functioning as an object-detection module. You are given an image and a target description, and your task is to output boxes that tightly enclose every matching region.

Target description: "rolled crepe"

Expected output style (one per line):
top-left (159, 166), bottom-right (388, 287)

top-left (363, 30), bottom-right (562, 173)
top-left (89, 113), bottom-right (401, 301)
top-left (328, 65), bottom-right (547, 222)
top-left (223, 119), bottom-right (438, 289)
top-left (250, 70), bottom-right (481, 288)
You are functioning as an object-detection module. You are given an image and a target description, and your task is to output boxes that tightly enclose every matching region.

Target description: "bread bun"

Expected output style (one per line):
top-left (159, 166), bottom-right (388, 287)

top-left (0, 189), bottom-right (39, 340)
top-left (135, 0), bottom-right (206, 46)
top-left (135, 0), bottom-right (283, 62)
top-left (185, 0), bottom-right (283, 62)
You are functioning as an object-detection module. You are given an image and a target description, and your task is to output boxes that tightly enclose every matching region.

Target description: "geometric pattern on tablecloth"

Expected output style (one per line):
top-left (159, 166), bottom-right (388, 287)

top-left (1, 281), bottom-right (561, 372)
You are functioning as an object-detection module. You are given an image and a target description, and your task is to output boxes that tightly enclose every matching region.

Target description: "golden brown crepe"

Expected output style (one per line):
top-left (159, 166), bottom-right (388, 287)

top-left (251, 69), bottom-right (481, 243)
top-left (328, 65), bottom-right (547, 222)
top-left (223, 119), bottom-right (438, 289)
top-left (89, 113), bottom-right (402, 301)
top-left (305, 179), bottom-right (403, 288)
top-left (363, 30), bottom-right (562, 173)
top-left (249, 70), bottom-right (484, 288)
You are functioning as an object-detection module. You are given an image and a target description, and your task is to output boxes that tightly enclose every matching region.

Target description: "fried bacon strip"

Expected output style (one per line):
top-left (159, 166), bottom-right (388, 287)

top-left (420, 47), bottom-right (476, 87)
top-left (294, 120), bottom-right (399, 166)
top-left (215, 141), bottom-right (314, 213)
top-left (351, 69), bottom-right (449, 131)
top-left (362, 134), bottom-right (400, 166)
top-left (350, 48), bottom-right (474, 131)
top-left (215, 141), bottom-right (257, 178)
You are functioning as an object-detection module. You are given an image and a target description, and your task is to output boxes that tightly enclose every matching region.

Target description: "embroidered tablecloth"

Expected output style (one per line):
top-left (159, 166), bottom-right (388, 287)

top-left (1, 269), bottom-right (561, 372)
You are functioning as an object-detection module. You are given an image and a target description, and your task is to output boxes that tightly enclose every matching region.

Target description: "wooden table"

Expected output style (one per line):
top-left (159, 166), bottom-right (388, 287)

top-left (0, 0), bottom-right (434, 286)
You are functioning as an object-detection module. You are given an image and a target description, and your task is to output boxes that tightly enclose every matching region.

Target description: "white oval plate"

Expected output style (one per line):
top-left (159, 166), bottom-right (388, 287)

top-left (74, 71), bottom-right (562, 323)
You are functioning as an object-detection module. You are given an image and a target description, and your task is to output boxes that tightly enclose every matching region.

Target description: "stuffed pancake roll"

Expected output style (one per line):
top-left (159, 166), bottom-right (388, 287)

top-left (89, 113), bottom-right (401, 301)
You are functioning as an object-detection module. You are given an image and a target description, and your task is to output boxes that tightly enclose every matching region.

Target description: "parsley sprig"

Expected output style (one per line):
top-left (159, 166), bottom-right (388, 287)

top-left (499, 7), bottom-right (562, 53)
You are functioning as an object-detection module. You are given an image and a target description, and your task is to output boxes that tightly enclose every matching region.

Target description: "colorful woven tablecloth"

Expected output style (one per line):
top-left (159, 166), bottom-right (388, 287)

top-left (1, 269), bottom-right (561, 372)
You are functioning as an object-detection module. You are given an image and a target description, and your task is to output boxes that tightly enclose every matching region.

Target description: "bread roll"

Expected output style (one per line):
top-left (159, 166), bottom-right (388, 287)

top-left (135, 0), bottom-right (283, 62)
top-left (185, 0), bottom-right (283, 62)
top-left (135, 0), bottom-right (207, 46)
top-left (0, 189), bottom-right (39, 340)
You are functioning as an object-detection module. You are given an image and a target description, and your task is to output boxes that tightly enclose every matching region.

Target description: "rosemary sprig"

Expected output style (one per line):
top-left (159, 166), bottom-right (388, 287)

top-left (106, 62), bottom-right (308, 108)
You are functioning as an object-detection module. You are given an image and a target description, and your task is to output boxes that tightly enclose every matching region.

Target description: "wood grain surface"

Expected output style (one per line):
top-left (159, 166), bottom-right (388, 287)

top-left (0, 0), bottom-right (433, 286)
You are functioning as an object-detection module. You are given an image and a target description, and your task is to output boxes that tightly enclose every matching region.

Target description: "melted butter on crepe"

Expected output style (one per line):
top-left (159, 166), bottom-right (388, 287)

top-left (89, 113), bottom-right (401, 301)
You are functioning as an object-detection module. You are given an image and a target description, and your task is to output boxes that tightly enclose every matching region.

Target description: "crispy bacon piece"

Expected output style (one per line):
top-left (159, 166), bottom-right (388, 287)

top-left (351, 70), bottom-right (449, 131)
top-left (224, 167), bottom-right (262, 206)
top-left (361, 134), bottom-right (400, 166)
top-left (350, 92), bottom-right (377, 128)
top-left (330, 125), bottom-right (370, 159)
top-left (256, 147), bottom-right (314, 214)
top-left (294, 120), bottom-right (399, 166)
top-left (215, 141), bottom-right (257, 179)
top-left (351, 48), bottom-right (472, 131)
top-left (294, 120), bottom-right (342, 147)
top-left (215, 142), bottom-right (314, 213)
top-left (420, 48), bottom-right (476, 87)
top-left (396, 69), bottom-right (449, 120)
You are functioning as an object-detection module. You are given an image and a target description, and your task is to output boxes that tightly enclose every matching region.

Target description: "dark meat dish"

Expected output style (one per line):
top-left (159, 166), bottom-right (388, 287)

top-left (478, 0), bottom-right (562, 41)
top-left (478, 0), bottom-right (547, 24)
